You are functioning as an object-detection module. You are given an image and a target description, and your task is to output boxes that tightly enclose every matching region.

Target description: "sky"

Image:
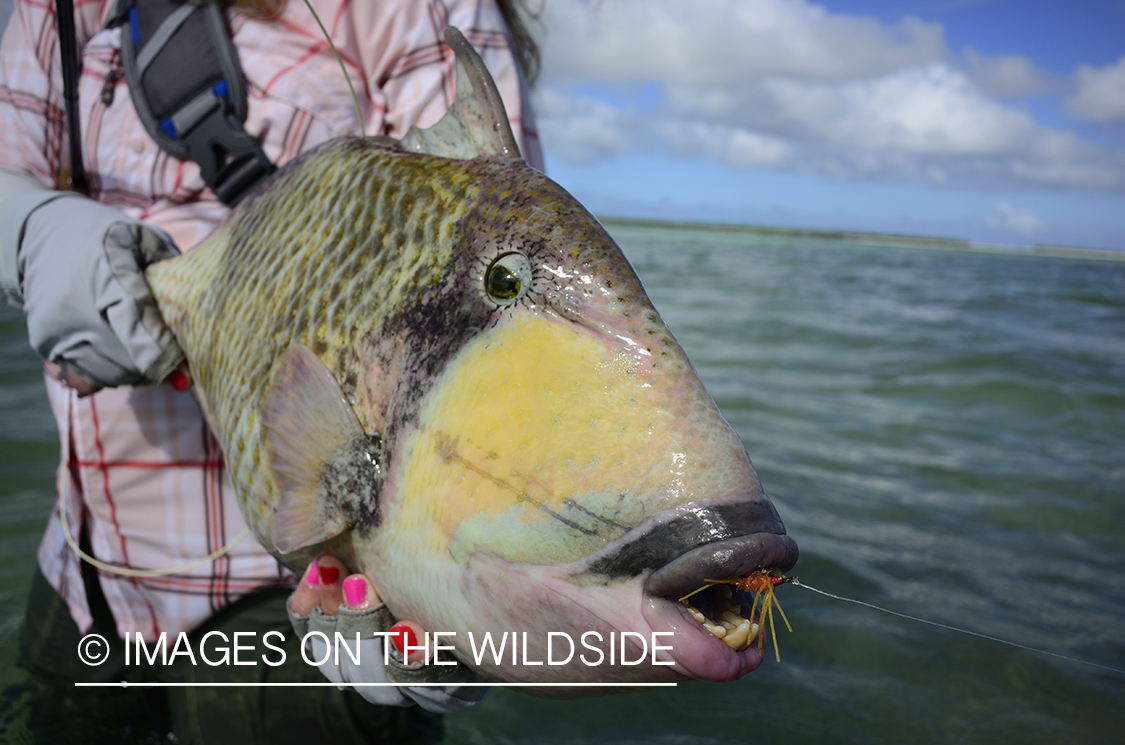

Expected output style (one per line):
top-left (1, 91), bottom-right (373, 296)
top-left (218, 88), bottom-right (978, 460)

top-left (2, 0), bottom-right (1122, 249)
top-left (532, 0), bottom-right (1125, 249)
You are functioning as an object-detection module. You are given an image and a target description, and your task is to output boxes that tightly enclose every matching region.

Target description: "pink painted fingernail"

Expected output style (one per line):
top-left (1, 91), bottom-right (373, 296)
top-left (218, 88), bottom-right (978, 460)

top-left (307, 562), bottom-right (319, 586)
top-left (343, 576), bottom-right (367, 608)
top-left (318, 566), bottom-right (340, 585)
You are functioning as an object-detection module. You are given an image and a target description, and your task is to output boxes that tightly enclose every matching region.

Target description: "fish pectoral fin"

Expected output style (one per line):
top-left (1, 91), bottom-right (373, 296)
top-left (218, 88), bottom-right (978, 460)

top-left (263, 344), bottom-right (382, 554)
top-left (399, 27), bottom-right (522, 161)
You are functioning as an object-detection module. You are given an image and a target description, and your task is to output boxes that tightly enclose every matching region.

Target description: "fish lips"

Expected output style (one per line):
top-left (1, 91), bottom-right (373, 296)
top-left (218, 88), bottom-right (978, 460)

top-left (644, 532), bottom-right (799, 601)
top-left (577, 495), bottom-right (799, 591)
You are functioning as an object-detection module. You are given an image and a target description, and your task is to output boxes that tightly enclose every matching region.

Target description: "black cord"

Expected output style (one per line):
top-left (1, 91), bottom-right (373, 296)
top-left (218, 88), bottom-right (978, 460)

top-left (55, 0), bottom-right (88, 194)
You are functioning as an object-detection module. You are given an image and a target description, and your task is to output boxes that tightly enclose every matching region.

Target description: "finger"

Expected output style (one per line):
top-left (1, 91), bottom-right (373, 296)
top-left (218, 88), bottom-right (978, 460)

top-left (316, 556), bottom-right (346, 616)
top-left (290, 562), bottom-right (320, 616)
top-left (342, 573), bottom-right (381, 611)
top-left (389, 620), bottom-right (428, 665)
top-left (64, 370), bottom-right (101, 398)
top-left (166, 362), bottom-right (192, 392)
top-left (44, 361), bottom-right (101, 397)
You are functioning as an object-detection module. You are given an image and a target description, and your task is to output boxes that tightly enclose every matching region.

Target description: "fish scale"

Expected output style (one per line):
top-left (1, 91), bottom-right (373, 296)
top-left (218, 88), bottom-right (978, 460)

top-left (149, 139), bottom-right (480, 537)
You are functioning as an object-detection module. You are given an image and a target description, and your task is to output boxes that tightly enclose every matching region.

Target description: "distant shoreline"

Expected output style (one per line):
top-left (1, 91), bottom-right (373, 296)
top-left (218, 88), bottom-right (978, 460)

top-left (598, 216), bottom-right (1125, 263)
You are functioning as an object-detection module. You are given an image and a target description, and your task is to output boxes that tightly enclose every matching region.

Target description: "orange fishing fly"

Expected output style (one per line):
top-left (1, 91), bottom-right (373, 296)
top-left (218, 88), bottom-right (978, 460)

top-left (680, 570), bottom-right (793, 662)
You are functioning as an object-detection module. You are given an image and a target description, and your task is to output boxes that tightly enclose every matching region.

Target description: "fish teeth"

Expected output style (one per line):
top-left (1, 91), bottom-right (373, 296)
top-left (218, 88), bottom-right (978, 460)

top-left (723, 620), bottom-right (752, 650)
top-left (722, 610), bottom-right (746, 627)
top-left (683, 598), bottom-right (754, 645)
top-left (723, 598), bottom-right (741, 614)
top-left (702, 621), bottom-right (727, 638)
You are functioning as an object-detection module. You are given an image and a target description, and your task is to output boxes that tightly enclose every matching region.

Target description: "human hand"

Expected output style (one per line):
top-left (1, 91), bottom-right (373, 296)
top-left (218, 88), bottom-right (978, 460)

top-left (287, 556), bottom-right (489, 712)
top-left (45, 359), bottom-right (193, 397)
top-left (19, 194), bottom-right (185, 394)
top-left (289, 556), bottom-right (426, 664)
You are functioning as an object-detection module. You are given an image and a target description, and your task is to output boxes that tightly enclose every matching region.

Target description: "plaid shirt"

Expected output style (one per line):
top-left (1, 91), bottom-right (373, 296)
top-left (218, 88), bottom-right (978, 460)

top-left (1, 0), bottom-right (542, 640)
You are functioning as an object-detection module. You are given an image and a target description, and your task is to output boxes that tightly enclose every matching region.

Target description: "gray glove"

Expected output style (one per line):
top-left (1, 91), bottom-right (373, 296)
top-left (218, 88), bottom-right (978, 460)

top-left (287, 597), bottom-right (490, 713)
top-left (0, 176), bottom-right (183, 388)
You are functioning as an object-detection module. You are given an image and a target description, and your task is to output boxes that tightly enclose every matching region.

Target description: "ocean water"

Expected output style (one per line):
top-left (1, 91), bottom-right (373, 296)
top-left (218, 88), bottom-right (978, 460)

top-left (1, 223), bottom-right (1123, 743)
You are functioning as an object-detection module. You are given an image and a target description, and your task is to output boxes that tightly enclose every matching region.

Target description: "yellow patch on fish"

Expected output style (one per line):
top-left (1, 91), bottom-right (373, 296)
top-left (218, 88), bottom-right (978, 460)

top-left (391, 312), bottom-right (690, 564)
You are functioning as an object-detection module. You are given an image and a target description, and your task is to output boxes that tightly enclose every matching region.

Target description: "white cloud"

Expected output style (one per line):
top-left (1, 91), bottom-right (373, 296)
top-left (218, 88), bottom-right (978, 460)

top-left (963, 49), bottom-right (1051, 98)
top-left (540, 0), bottom-right (947, 85)
top-left (660, 121), bottom-right (792, 168)
top-left (535, 88), bottom-right (636, 164)
top-left (1066, 55), bottom-right (1125, 122)
top-left (992, 202), bottom-right (1045, 236)
top-left (533, 0), bottom-right (1125, 192)
top-left (713, 65), bottom-right (1035, 155)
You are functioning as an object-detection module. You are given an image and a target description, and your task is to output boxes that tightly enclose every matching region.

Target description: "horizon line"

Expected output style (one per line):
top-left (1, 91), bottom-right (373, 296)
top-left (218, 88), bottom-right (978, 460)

top-left (597, 215), bottom-right (1125, 262)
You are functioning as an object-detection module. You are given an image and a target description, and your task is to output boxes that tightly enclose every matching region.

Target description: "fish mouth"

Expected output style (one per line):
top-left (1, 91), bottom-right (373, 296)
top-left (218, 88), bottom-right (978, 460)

top-left (564, 494), bottom-right (798, 680)
top-left (560, 496), bottom-right (797, 682)
top-left (641, 530), bottom-right (799, 681)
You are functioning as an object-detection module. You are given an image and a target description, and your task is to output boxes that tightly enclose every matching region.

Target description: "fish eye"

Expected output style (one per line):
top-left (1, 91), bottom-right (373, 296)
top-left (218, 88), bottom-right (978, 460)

top-left (485, 253), bottom-right (532, 306)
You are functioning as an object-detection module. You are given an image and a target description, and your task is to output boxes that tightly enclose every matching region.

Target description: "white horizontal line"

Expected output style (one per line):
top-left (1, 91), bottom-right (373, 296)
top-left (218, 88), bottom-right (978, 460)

top-left (74, 682), bottom-right (677, 688)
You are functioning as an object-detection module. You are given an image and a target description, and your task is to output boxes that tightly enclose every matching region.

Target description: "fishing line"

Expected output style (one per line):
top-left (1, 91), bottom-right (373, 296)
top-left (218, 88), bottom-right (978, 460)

top-left (303, 0), bottom-right (366, 136)
top-left (58, 490), bottom-right (250, 579)
top-left (788, 578), bottom-right (1125, 675)
top-left (56, 393), bottom-right (250, 579)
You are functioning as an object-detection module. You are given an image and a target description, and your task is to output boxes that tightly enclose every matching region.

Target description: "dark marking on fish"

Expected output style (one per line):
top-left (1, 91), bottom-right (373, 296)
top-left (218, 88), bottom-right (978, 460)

top-left (563, 498), bottom-right (630, 533)
top-left (319, 433), bottom-right (383, 531)
top-left (434, 431), bottom-right (599, 536)
top-left (580, 500), bottom-right (787, 580)
top-left (540, 507), bottom-right (598, 536)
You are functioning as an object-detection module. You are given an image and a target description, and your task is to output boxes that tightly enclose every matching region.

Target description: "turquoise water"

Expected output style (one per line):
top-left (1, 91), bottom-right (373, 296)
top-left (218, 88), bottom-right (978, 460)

top-left (2, 224), bottom-right (1123, 742)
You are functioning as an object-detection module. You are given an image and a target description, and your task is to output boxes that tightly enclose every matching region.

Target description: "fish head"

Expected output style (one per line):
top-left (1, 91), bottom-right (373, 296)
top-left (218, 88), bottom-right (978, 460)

top-left (362, 155), bottom-right (797, 688)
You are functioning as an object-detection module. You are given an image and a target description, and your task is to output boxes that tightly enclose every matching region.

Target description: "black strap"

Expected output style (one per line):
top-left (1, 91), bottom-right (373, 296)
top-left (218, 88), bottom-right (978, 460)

top-left (55, 0), bottom-right (89, 194)
top-left (114, 0), bottom-right (274, 206)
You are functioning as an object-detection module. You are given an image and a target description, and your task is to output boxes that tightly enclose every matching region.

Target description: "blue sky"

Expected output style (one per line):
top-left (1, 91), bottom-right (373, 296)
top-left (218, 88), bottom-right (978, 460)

top-left (2, 0), bottom-right (1122, 249)
top-left (533, 0), bottom-right (1125, 249)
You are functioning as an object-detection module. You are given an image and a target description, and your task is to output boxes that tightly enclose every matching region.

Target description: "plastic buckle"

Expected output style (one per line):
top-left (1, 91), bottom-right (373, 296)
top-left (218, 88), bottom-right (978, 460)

top-left (177, 91), bottom-right (275, 206)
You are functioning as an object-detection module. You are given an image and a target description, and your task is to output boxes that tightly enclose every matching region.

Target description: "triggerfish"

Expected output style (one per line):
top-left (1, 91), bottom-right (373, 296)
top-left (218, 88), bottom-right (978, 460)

top-left (146, 28), bottom-right (798, 693)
